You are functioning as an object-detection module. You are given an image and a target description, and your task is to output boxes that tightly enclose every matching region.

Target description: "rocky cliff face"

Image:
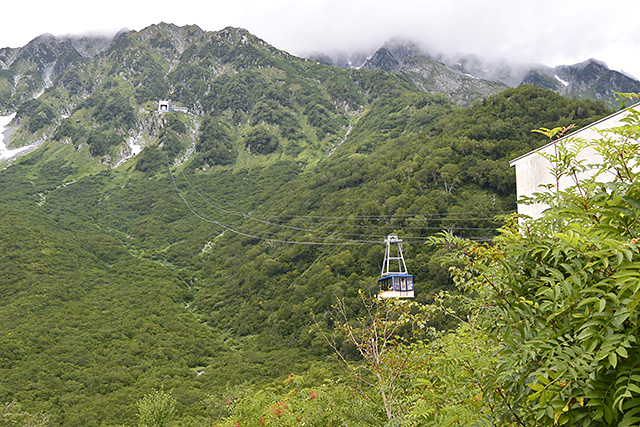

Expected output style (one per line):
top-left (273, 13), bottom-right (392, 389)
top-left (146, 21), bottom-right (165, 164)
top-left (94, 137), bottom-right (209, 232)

top-left (360, 40), bottom-right (423, 72)
top-left (0, 33), bottom-right (115, 111)
top-left (0, 23), bottom-right (425, 168)
top-left (316, 40), bottom-right (640, 109)
top-left (555, 60), bottom-right (640, 103)
top-left (354, 40), bottom-right (505, 106)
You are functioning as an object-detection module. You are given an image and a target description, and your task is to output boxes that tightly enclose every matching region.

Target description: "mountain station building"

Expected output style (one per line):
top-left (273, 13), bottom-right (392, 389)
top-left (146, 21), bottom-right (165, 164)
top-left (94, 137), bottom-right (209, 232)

top-left (158, 100), bottom-right (188, 113)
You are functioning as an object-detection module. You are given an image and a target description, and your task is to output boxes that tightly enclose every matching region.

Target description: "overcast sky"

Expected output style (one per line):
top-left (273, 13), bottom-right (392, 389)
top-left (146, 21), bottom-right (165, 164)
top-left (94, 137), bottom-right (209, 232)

top-left (3, 0), bottom-right (640, 78)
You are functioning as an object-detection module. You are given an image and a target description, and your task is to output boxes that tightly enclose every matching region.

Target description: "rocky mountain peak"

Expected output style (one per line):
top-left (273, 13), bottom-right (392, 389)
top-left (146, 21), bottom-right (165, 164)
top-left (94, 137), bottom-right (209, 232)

top-left (216, 26), bottom-right (256, 46)
top-left (69, 35), bottom-right (114, 58)
top-left (132, 23), bottom-right (204, 57)
top-left (574, 58), bottom-right (609, 71)
top-left (380, 38), bottom-right (422, 61)
top-left (360, 38), bottom-right (423, 71)
top-left (322, 38), bottom-right (640, 109)
top-left (361, 47), bottom-right (401, 71)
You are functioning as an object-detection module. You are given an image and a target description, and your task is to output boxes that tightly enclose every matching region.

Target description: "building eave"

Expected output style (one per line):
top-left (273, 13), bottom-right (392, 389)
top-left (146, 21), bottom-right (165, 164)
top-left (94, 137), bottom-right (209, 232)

top-left (509, 101), bottom-right (640, 167)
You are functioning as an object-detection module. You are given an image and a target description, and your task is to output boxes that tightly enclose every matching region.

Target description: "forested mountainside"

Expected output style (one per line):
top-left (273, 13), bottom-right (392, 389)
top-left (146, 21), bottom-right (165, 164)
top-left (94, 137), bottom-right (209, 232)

top-left (0, 23), bottom-right (615, 426)
top-left (2, 23), bottom-right (431, 169)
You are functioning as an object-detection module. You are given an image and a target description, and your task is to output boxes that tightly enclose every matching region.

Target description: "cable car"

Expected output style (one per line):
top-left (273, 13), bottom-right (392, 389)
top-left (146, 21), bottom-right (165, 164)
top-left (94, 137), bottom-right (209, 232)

top-left (378, 234), bottom-right (414, 299)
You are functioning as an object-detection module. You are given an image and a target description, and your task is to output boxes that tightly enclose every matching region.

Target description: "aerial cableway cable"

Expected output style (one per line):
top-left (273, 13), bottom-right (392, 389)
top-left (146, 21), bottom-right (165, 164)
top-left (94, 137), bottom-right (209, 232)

top-left (169, 163), bottom-right (384, 245)
top-left (177, 168), bottom-right (499, 243)
top-left (178, 164), bottom-right (502, 226)
top-left (173, 166), bottom-right (501, 244)
top-left (252, 211), bottom-right (513, 220)
top-left (175, 165), bottom-right (509, 222)
top-left (165, 152), bottom-right (502, 245)
top-left (169, 169), bottom-right (500, 244)
top-left (165, 148), bottom-right (373, 244)
top-left (179, 168), bottom-right (510, 224)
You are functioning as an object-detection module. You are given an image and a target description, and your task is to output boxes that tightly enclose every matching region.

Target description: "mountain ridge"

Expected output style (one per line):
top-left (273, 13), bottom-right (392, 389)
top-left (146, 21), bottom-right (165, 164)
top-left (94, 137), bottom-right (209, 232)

top-left (3, 24), bottom-right (636, 120)
top-left (311, 38), bottom-right (640, 108)
top-left (1, 23), bottom-right (422, 173)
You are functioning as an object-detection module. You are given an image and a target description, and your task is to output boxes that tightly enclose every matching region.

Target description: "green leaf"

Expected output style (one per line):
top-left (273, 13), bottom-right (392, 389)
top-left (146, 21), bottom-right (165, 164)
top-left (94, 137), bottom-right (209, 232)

top-left (609, 351), bottom-right (618, 368)
top-left (627, 383), bottom-right (640, 394)
top-left (604, 403), bottom-right (614, 424)
top-left (616, 346), bottom-right (629, 358)
top-left (599, 298), bottom-right (607, 312)
top-left (528, 382), bottom-right (545, 391)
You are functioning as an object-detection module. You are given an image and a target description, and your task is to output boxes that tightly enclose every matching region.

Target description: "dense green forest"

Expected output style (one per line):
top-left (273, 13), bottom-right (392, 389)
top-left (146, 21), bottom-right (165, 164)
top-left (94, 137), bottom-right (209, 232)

top-left (4, 23), bottom-right (636, 426)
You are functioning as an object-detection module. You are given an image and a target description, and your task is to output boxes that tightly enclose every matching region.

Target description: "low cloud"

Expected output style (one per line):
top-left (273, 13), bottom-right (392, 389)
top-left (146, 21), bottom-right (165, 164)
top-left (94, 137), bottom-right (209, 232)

top-left (2, 0), bottom-right (640, 77)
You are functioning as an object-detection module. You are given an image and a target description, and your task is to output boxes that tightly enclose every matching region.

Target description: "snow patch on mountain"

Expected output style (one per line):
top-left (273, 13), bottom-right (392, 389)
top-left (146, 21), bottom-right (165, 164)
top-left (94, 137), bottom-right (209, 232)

top-left (114, 134), bottom-right (144, 167)
top-left (0, 113), bottom-right (35, 161)
top-left (554, 75), bottom-right (570, 87)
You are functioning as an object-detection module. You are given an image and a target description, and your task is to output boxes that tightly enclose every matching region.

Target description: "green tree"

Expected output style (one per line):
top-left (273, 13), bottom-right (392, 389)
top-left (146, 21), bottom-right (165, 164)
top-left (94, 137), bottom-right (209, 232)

top-left (436, 103), bottom-right (640, 426)
top-left (195, 116), bottom-right (236, 166)
top-left (218, 375), bottom-right (380, 426)
top-left (243, 124), bottom-right (279, 155)
top-left (314, 293), bottom-right (417, 422)
top-left (87, 130), bottom-right (123, 157)
top-left (402, 315), bottom-right (501, 426)
top-left (137, 389), bottom-right (177, 427)
top-left (1, 401), bottom-right (49, 427)
top-left (135, 146), bottom-right (165, 173)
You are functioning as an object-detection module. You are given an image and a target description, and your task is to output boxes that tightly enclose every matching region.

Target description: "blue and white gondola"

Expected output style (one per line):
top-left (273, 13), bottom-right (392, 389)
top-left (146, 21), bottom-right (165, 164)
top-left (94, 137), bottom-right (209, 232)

top-left (378, 234), bottom-right (414, 299)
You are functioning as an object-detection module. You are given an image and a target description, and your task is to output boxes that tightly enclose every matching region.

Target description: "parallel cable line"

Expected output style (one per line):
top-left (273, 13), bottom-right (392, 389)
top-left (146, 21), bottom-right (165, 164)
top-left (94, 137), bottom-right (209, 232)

top-left (165, 149), bottom-right (503, 246)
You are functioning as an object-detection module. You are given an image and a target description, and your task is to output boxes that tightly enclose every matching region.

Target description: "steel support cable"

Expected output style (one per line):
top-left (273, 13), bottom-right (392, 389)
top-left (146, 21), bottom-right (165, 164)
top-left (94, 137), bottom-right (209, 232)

top-left (169, 165), bottom-right (386, 245)
top-left (165, 152), bottom-right (357, 244)
top-left (173, 163), bottom-right (416, 243)
top-left (176, 168), bottom-right (510, 221)
top-left (177, 168), bottom-right (247, 217)
top-left (177, 167), bottom-right (505, 237)
top-left (177, 167), bottom-right (342, 235)
top-left (247, 211), bottom-right (514, 220)
top-left (234, 217), bottom-right (503, 231)
top-left (174, 168), bottom-right (495, 245)
top-left (165, 151), bottom-right (503, 245)
top-left (175, 173), bottom-right (494, 241)
top-left (251, 216), bottom-right (503, 224)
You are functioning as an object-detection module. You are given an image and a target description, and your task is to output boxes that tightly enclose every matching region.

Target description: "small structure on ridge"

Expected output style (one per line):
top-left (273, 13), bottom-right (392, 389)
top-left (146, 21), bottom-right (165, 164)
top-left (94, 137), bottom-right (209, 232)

top-left (158, 100), bottom-right (188, 113)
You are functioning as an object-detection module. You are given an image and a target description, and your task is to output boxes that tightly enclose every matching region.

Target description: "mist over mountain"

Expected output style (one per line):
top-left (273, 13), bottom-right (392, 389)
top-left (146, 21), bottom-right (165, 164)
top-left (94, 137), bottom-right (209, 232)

top-left (308, 38), bottom-right (640, 108)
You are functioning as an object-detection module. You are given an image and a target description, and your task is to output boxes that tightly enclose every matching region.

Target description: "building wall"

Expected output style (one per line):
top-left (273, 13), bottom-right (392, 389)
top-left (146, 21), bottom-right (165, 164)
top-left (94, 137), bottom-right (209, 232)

top-left (158, 100), bottom-right (172, 113)
top-left (510, 106), bottom-right (637, 219)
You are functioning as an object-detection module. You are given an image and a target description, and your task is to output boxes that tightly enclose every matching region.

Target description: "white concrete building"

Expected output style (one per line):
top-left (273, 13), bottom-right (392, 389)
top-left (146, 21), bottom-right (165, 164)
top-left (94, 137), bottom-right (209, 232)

top-left (158, 100), bottom-right (188, 113)
top-left (510, 103), bottom-right (640, 219)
